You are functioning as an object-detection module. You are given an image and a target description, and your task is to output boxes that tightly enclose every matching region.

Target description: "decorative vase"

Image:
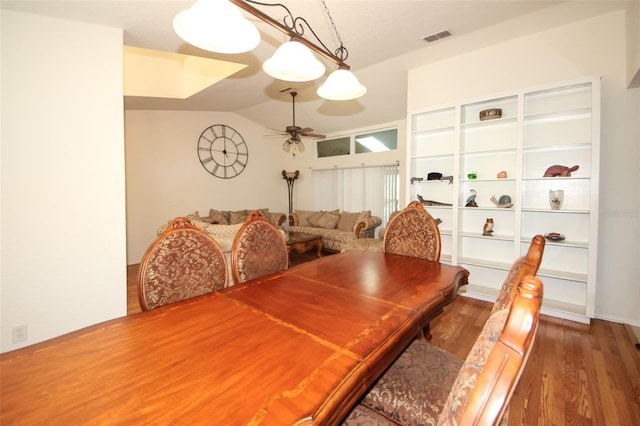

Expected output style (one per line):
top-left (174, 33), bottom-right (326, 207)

top-left (549, 189), bottom-right (564, 210)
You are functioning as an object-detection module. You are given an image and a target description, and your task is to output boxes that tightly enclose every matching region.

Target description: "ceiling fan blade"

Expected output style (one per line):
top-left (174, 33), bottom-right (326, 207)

top-left (300, 132), bottom-right (326, 139)
top-left (299, 127), bottom-right (314, 133)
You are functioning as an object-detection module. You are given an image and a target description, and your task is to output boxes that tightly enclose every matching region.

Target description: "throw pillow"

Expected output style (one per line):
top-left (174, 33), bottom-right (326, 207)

top-left (208, 209), bottom-right (229, 225)
top-left (295, 210), bottom-right (317, 227)
top-left (355, 210), bottom-right (372, 225)
top-left (185, 211), bottom-right (200, 220)
top-left (257, 208), bottom-right (271, 223)
top-left (310, 211), bottom-right (340, 229)
top-left (337, 211), bottom-right (359, 232)
top-left (308, 211), bottom-right (324, 226)
top-left (229, 210), bottom-right (248, 224)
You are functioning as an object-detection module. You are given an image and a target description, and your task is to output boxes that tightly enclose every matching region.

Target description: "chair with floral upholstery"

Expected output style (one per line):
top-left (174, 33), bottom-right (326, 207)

top-left (231, 210), bottom-right (288, 284)
top-left (491, 234), bottom-right (545, 314)
top-left (342, 275), bottom-right (544, 426)
top-left (138, 217), bottom-right (228, 311)
top-left (383, 200), bottom-right (441, 262)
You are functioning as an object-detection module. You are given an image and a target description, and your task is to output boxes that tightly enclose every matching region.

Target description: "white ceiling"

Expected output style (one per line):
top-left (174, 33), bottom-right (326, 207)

top-left (2, 0), bottom-right (624, 135)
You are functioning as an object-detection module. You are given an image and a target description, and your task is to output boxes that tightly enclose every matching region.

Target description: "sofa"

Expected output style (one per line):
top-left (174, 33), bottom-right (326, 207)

top-left (156, 209), bottom-right (286, 286)
top-left (288, 209), bottom-right (382, 252)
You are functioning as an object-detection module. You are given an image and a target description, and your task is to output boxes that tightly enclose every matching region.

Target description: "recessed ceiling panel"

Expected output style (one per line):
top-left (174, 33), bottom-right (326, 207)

top-left (123, 46), bottom-right (247, 99)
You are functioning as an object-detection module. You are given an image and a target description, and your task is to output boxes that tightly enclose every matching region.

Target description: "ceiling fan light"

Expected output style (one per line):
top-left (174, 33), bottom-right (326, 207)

top-left (263, 40), bottom-right (326, 82)
top-left (317, 69), bottom-right (367, 101)
top-left (282, 140), bottom-right (291, 152)
top-left (173, 0), bottom-right (260, 54)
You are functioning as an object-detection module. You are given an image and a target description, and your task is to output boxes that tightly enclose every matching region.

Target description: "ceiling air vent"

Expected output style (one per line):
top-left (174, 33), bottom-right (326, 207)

top-left (423, 30), bottom-right (452, 43)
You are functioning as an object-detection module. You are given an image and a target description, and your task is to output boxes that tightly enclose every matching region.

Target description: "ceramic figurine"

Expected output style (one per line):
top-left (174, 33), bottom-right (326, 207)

top-left (417, 194), bottom-right (452, 206)
top-left (543, 164), bottom-right (579, 177)
top-left (465, 189), bottom-right (478, 207)
top-left (497, 170), bottom-right (507, 179)
top-left (483, 218), bottom-right (494, 236)
top-left (549, 190), bottom-right (564, 210)
top-left (490, 194), bottom-right (513, 208)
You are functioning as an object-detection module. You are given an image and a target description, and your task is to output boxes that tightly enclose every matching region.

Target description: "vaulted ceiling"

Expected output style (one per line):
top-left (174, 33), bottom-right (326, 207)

top-left (3, 1), bottom-right (626, 135)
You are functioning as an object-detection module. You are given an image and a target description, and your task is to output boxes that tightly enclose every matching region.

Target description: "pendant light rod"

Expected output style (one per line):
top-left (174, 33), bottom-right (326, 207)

top-left (229, 0), bottom-right (351, 70)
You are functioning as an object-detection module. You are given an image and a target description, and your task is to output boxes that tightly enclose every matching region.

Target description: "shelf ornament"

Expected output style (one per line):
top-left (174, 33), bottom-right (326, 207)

top-left (543, 164), bottom-right (579, 177)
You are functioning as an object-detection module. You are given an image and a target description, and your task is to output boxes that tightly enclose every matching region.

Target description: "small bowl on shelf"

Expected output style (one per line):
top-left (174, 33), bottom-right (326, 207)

top-left (544, 232), bottom-right (566, 241)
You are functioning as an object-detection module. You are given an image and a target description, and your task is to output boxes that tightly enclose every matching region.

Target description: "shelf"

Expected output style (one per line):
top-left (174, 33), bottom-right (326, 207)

top-left (523, 142), bottom-right (591, 153)
top-left (522, 176), bottom-right (590, 182)
top-left (461, 116), bottom-right (517, 130)
top-left (459, 232), bottom-right (514, 241)
top-left (460, 178), bottom-right (516, 183)
top-left (521, 207), bottom-right (589, 214)
top-left (536, 267), bottom-right (587, 283)
top-left (408, 76), bottom-right (599, 323)
top-left (412, 153), bottom-right (454, 161)
top-left (460, 147), bottom-right (516, 156)
top-left (457, 258), bottom-right (513, 270)
top-left (522, 236), bottom-right (588, 249)
top-left (459, 207), bottom-right (517, 213)
top-left (524, 107), bottom-right (591, 122)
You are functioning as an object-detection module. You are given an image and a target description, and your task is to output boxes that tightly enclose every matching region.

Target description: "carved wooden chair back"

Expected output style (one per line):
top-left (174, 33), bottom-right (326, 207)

top-left (491, 234), bottom-right (545, 314)
top-left (231, 210), bottom-right (288, 284)
top-left (383, 200), bottom-right (441, 261)
top-left (440, 275), bottom-right (544, 425)
top-left (138, 217), bottom-right (228, 311)
top-left (342, 276), bottom-right (543, 426)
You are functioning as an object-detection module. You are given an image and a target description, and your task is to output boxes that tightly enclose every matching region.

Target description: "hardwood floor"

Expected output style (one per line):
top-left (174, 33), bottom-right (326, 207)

top-left (127, 263), bottom-right (640, 425)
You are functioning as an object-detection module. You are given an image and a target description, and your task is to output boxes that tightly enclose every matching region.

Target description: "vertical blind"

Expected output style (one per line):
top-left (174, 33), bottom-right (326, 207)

top-left (312, 163), bottom-right (399, 225)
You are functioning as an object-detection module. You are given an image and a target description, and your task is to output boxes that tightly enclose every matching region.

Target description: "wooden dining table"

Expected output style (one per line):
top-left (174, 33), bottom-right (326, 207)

top-left (1, 250), bottom-right (468, 425)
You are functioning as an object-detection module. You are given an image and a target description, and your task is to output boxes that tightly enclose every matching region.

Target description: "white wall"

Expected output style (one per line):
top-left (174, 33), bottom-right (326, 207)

top-left (1, 11), bottom-right (127, 352)
top-left (407, 10), bottom-right (640, 326)
top-left (125, 111), bottom-right (291, 264)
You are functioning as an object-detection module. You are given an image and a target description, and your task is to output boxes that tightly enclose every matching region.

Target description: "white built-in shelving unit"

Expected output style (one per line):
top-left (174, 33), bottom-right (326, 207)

top-left (407, 77), bottom-right (600, 323)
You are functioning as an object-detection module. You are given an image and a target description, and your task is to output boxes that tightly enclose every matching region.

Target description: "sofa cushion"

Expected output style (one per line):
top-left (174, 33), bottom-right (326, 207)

top-left (337, 211), bottom-right (360, 232)
top-left (229, 210), bottom-right (248, 224)
top-left (310, 211), bottom-right (340, 229)
top-left (208, 209), bottom-right (229, 225)
top-left (295, 210), bottom-right (317, 227)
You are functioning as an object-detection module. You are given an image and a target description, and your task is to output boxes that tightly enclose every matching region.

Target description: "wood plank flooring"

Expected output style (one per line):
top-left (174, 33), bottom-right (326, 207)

top-left (127, 263), bottom-right (640, 425)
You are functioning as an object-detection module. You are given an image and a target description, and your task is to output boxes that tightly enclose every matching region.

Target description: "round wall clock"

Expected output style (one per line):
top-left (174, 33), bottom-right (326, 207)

top-left (197, 124), bottom-right (248, 179)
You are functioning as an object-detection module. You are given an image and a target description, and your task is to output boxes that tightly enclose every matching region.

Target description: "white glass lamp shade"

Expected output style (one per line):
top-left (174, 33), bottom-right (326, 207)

top-left (173, 0), bottom-right (260, 54)
top-left (317, 68), bottom-right (367, 101)
top-left (263, 41), bottom-right (326, 82)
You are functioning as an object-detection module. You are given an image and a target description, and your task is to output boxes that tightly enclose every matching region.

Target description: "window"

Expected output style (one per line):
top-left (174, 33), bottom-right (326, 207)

top-left (312, 163), bottom-right (400, 227)
top-left (317, 137), bottom-right (350, 157)
top-left (316, 128), bottom-right (397, 158)
top-left (355, 129), bottom-right (397, 153)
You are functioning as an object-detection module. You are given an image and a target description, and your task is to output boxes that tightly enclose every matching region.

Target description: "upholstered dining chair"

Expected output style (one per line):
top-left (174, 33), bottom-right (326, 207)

top-left (231, 210), bottom-right (288, 284)
top-left (343, 275), bottom-right (544, 426)
top-left (383, 200), bottom-right (441, 262)
top-left (138, 217), bottom-right (228, 311)
top-left (491, 234), bottom-right (545, 314)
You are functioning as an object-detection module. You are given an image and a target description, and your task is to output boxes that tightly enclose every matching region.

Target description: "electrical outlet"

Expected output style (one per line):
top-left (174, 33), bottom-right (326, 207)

top-left (12, 325), bottom-right (28, 344)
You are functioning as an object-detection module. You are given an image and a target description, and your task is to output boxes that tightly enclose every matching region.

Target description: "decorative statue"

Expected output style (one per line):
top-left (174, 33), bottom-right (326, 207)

top-left (490, 195), bottom-right (513, 208)
top-left (465, 189), bottom-right (478, 207)
top-left (416, 194), bottom-right (452, 206)
top-left (543, 164), bottom-right (579, 177)
top-left (483, 218), bottom-right (494, 236)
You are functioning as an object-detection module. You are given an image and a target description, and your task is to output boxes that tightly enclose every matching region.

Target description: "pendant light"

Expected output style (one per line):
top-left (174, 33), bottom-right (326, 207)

top-left (173, 0), bottom-right (260, 54)
top-left (263, 40), bottom-right (325, 82)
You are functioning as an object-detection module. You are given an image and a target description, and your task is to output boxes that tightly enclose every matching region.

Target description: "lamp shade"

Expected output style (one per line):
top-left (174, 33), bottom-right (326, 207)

top-left (317, 68), bottom-right (367, 101)
top-left (263, 40), bottom-right (326, 82)
top-left (173, 0), bottom-right (260, 54)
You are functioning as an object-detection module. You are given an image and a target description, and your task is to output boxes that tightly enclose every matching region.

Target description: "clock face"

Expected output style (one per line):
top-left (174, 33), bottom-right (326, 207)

top-left (197, 124), bottom-right (248, 179)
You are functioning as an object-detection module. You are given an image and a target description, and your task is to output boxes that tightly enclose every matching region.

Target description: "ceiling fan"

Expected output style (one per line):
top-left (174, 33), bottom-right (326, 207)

top-left (277, 91), bottom-right (325, 155)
